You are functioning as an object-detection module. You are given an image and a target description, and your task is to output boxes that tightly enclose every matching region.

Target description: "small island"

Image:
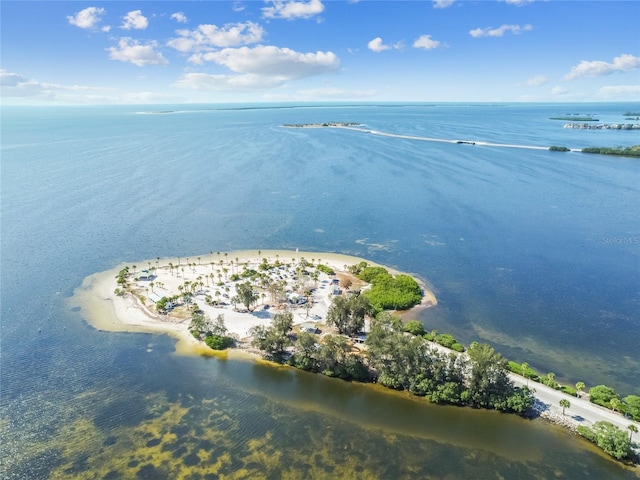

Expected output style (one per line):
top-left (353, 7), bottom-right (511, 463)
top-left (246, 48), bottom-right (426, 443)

top-left (72, 249), bottom-right (639, 463)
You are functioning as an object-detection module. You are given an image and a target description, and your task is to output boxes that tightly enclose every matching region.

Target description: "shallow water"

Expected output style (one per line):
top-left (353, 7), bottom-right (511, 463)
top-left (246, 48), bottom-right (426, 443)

top-left (1, 103), bottom-right (639, 478)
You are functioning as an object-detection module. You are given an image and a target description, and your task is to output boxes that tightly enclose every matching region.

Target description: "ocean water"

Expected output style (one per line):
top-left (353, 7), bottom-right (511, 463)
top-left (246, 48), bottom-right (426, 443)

top-left (1, 103), bottom-right (639, 478)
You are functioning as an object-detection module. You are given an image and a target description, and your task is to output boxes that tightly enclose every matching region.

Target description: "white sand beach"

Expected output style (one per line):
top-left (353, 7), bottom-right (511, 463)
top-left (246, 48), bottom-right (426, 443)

top-left (70, 249), bottom-right (437, 355)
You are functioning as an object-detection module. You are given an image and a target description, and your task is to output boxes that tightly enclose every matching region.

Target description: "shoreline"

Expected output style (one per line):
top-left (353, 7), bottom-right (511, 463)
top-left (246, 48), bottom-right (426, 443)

top-left (70, 249), bottom-right (436, 356)
top-left (69, 249), bottom-right (638, 465)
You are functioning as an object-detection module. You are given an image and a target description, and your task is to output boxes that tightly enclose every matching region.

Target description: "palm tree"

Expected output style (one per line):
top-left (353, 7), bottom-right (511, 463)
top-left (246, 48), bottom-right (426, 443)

top-left (521, 362), bottom-right (531, 387)
top-left (168, 262), bottom-right (174, 276)
top-left (610, 398), bottom-right (621, 413)
top-left (156, 256), bottom-right (160, 268)
top-left (559, 399), bottom-right (570, 415)
top-left (576, 381), bottom-right (585, 398)
top-left (132, 265), bottom-right (137, 274)
top-left (628, 424), bottom-right (638, 441)
top-left (198, 256), bottom-right (201, 265)
top-left (544, 372), bottom-right (555, 388)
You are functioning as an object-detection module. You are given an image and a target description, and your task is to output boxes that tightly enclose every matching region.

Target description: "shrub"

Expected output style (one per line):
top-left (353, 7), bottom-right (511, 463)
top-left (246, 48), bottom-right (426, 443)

top-left (589, 385), bottom-right (619, 408)
top-left (435, 333), bottom-right (457, 349)
top-left (451, 343), bottom-right (465, 353)
top-left (358, 266), bottom-right (390, 283)
top-left (549, 145), bottom-right (570, 152)
top-left (363, 272), bottom-right (422, 310)
top-left (561, 385), bottom-right (577, 396)
top-left (424, 331), bottom-right (437, 342)
top-left (577, 422), bottom-right (631, 460)
top-left (205, 335), bottom-right (234, 350)
top-left (316, 264), bottom-right (335, 275)
top-left (403, 320), bottom-right (425, 336)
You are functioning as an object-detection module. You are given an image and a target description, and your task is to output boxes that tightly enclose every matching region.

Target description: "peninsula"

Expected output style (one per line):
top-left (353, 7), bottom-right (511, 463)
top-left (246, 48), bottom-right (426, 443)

top-left (71, 249), bottom-right (639, 463)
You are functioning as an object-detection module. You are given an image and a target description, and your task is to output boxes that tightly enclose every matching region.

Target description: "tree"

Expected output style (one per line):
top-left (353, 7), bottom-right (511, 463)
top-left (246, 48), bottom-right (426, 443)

top-left (326, 294), bottom-right (373, 336)
top-left (291, 331), bottom-right (319, 371)
top-left (272, 311), bottom-right (293, 337)
top-left (235, 281), bottom-right (259, 311)
top-left (559, 398), bottom-right (570, 415)
top-left (623, 395), bottom-right (640, 421)
top-left (610, 398), bottom-right (621, 413)
top-left (465, 342), bottom-right (513, 409)
top-left (209, 314), bottom-right (227, 337)
top-left (543, 372), bottom-right (557, 389)
top-left (521, 362), bottom-right (530, 386)
top-left (628, 424), bottom-right (638, 441)
top-left (576, 381), bottom-right (585, 398)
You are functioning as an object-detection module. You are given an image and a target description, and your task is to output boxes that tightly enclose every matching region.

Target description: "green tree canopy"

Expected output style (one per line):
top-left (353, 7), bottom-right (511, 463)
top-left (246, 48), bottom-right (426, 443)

top-left (588, 385), bottom-right (619, 408)
top-left (623, 395), bottom-right (640, 421)
top-left (235, 281), bottom-right (259, 311)
top-left (326, 294), bottom-right (373, 336)
top-left (403, 320), bottom-right (425, 336)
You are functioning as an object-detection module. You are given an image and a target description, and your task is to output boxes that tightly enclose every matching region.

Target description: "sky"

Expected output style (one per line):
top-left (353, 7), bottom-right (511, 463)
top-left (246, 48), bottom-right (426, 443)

top-left (1, 0), bottom-right (639, 105)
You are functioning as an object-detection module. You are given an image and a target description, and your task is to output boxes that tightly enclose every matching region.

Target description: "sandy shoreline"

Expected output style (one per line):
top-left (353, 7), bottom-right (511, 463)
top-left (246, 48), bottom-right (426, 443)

top-left (70, 249), bottom-right (437, 356)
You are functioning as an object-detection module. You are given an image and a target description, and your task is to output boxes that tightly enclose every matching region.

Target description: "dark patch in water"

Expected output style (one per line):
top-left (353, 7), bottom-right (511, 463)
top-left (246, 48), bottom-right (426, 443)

top-left (171, 423), bottom-right (190, 437)
top-left (145, 437), bottom-right (161, 447)
top-left (136, 464), bottom-right (160, 479)
top-left (127, 458), bottom-right (139, 468)
top-left (183, 452), bottom-right (200, 466)
top-left (103, 435), bottom-right (117, 446)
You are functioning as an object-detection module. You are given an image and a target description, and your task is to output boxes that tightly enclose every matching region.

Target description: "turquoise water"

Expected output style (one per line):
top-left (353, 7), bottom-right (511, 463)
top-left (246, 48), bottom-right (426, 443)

top-left (1, 103), bottom-right (639, 478)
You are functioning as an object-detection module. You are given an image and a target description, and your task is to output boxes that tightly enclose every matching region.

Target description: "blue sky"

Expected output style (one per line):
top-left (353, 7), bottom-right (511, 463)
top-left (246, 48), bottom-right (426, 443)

top-left (1, 1), bottom-right (639, 104)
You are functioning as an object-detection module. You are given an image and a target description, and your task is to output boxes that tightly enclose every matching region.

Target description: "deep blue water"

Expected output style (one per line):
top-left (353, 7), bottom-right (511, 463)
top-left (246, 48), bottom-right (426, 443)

top-left (1, 102), bottom-right (639, 478)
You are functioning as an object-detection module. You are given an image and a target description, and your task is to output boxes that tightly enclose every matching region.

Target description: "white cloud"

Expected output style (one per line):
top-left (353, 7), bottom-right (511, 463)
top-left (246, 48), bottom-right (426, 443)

top-left (564, 54), bottom-right (640, 80)
top-left (174, 45), bottom-right (339, 92)
top-left (520, 75), bottom-right (548, 87)
top-left (0, 69), bottom-right (114, 102)
top-left (108, 38), bottom-right (168, 67)
top-left (173, 73), bottom-right (286, 91)
top-left (469, 24), bottom-right (533, 38)
top-left (121, 10), bottom-right (148, 30)
top-left (368, 37), bottom-right (391, 53)
top-left (598, 85), bottom-right (640, 98)
top-left (550, 86), bottom-right (568, 95)
top-left (67, 7), bottom-right (106, 30)
top-left (170, 12), bottom-right (188, 24)
top-left (433, 0), bottom-right (455, 8)
top-left (262, 0), bottom-right (324, 20)
top-left (502, 0), bottom-right (534, 5)
top-left (367, 37), bottom-right (404, 52)
top-left (413, 35), bottom-right (442, 50)
top-left (167, 22), bottom-right (264, 53)
top-left (196, 45), bottom-right (339, 78)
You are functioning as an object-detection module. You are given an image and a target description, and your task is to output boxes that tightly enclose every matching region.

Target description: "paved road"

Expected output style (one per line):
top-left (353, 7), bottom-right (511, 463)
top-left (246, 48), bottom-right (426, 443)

top-left (510, 373), bottom-right (639, 443)
top-left (422, 340), bottom-right (639, 444)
